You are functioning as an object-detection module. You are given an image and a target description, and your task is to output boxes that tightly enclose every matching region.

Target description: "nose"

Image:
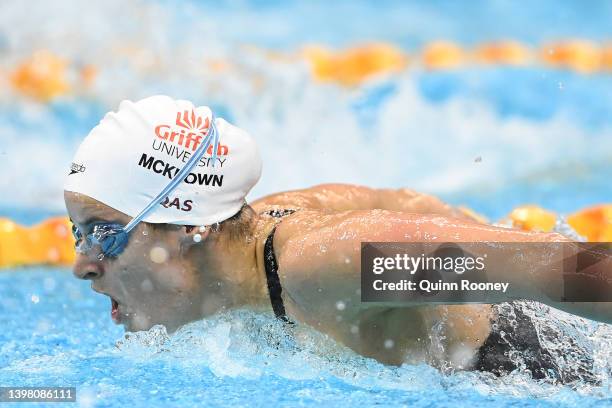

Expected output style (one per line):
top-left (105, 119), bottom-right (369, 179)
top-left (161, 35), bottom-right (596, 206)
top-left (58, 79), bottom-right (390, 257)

top-left (72, 254), bottom-right (104, 280)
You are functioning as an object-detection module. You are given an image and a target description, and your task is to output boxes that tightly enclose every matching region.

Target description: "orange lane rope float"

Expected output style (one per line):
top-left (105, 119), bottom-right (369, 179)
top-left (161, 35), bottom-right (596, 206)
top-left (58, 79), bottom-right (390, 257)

top-left (473, 41), bottom-right (531, 66)
top-left (302, 43), bottom-right (407, 86)
top-left (9, 50), bottom-right (70, 101)
top-left (0, 217), bottom-right (75, 268)
top-left (0, 204), bottom-right (609, 268)
top-left (304, 40), bottom-right (610, 85)
top-left (507, 205), bottom-right (558, 232)
top-left (3, 40), bottom-right (610, 100)
top-left (422, 41), bottom-right (465, 70)
top-left (566, 205), bottom-right (612, 242)
top-left (506, 204), bottom-right (612, 242)
top-left (8, 50), bottom-right (96, 101)
top-left (540, 40), bottom-right (602, 74)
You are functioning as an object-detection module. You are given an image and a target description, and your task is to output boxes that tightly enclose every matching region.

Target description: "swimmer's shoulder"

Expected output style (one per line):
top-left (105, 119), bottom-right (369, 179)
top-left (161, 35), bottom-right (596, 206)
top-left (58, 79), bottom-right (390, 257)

top-left (251, 207), bottom-right (325, 296)
top-left (250, 191), bottom-right (320, 213)
top-left (270, 209), bottom-right (382, 280)
top-left (250, 183), bottom-right (380, 214)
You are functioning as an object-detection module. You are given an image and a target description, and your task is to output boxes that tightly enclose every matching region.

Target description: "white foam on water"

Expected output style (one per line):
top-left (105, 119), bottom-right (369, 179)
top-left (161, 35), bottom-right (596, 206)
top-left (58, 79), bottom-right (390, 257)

top-left (110, 306), bottom-right (611, 402)
top-left (1, 66), bottom-right (610, 214)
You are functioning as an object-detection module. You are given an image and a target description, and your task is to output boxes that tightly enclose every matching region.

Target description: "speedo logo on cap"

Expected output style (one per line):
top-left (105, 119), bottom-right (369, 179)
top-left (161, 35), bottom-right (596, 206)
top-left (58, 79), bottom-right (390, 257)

top-left (154, 109), bottom-right (229, 155)
top-left (68, 162), bottom-right (86, 175)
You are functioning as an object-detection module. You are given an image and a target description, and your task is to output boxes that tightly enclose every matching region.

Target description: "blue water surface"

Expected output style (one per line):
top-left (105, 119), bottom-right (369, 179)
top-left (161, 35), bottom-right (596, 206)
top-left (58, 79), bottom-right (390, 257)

top-left (1, 269), bottom-right (610, 407)
top-left (1, 1), bottom-right (611, 406)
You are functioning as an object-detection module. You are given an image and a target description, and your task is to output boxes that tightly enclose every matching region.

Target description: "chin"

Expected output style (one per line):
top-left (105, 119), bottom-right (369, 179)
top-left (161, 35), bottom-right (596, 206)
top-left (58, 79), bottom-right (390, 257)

top-left (121, 310), bottom-right (188, 334)
top-left (120, 320), bottom-right (135, 332)
top-left (122, 313), bottom-right (153, 332)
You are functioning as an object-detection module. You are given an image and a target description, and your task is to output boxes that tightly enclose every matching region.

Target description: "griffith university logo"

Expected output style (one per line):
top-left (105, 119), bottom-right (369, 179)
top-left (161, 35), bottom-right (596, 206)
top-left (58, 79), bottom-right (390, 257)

top-left (154, 109), bottom-right (229, 155)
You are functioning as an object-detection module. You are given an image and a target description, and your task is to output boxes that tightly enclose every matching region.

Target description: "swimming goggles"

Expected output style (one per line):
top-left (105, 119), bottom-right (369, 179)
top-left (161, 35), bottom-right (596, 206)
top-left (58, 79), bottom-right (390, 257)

top-left (71, 112), bottom-right (222, 259)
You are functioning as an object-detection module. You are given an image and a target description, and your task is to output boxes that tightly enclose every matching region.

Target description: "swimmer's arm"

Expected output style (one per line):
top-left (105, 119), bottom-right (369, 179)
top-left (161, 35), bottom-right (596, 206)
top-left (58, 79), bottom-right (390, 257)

top-left (278, 211), bottom-right (611, 324)
top-left (251, 183), bottom-right (474, 220)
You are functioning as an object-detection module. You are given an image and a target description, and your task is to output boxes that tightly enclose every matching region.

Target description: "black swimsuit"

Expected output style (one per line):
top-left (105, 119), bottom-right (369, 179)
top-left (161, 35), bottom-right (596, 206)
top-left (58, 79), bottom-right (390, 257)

top-left (260, 209), bottom-right (596, 384)
top-left (262, 208), bottom-right (297, 324)
top-left (475, 301), bottom-right (597, 384)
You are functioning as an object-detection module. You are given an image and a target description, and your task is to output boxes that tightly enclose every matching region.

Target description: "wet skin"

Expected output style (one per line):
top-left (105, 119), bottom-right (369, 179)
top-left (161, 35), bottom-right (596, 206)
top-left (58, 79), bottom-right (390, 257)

top-left (65, 191), bottom-right (272, 333)
top-left (65, 183), bottom-right (610, 369)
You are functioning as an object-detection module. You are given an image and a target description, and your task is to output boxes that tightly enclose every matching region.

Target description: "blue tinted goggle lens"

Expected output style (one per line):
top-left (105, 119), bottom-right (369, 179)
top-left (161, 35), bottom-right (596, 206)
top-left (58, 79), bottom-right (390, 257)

top-left (74, 224), bottom-right (129, 258)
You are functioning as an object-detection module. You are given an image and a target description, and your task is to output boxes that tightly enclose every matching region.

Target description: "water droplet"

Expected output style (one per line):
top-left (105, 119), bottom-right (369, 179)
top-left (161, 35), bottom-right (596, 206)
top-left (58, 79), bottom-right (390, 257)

top-left (335, 301), bottom-right (346, 311)
top-left (97, 253), bottom-right (105, 261)
top-left (384, 339), bottom-right (395, 349)
top-left (350, 325), bottom-right (359, 334)
top-left (140, 279), bottom-right (154, 292)
top-left (55, 224), bottom-right (68, 238)
top-left (31, 294), bottom-right (40, 304)
top-left (46, 247), bottom-right (60, 262)
top-left (193, 233), bottom-right (202, 243)
top-left (149, 246), bottom-right (169, 263)
top-left (2, 222), bottom-right (15, 233)
top-left (43, 277), bottom-right (56, 291)
top-left (198, 226), bottom-right (207, 233)
top-left (35, 319), bottom-right (51, 333)
top-left (142, 229), bottom-right (148, 236)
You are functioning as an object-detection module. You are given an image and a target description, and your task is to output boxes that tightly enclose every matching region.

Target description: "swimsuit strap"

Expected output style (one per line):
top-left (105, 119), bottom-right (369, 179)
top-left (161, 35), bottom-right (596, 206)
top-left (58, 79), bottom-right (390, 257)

top-left (265, 208), bottom-right (297, 218)
top-left (263, 208), bottom-right (297, 324)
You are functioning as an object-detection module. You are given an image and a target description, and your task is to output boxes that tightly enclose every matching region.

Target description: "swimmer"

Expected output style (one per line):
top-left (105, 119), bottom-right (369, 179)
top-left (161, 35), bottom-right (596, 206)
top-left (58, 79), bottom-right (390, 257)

top-left (65, 96), bottom-right (610, 383)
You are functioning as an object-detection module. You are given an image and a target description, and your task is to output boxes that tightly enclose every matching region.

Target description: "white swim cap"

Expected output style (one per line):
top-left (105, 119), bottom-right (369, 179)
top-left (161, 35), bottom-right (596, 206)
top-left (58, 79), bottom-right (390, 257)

top-left (64, 95), bottom-right (262, 226)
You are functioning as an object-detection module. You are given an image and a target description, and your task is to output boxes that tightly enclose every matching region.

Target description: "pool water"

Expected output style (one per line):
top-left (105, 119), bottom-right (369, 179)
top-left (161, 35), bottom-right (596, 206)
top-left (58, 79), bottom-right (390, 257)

top-left (1, 269), bottom-right (610, 407)
top-left (1, 0), bottom-right (611, 406)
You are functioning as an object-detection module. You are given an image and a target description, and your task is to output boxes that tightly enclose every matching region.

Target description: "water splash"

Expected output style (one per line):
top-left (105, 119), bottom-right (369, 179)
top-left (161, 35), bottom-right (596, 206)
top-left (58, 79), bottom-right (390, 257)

top-left (1, 269), bottom-right (611, 406)
top-left (110, 306), bottom-right (611, 400)
top-left (553, 216), bottom-right (587, 241)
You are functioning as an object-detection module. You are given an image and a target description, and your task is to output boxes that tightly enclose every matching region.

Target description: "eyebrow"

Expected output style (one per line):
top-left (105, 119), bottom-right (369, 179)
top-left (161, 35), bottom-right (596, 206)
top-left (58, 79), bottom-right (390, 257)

top-left (70, 216), bottom-right (106, 228)
top-left (82, 217), bottom-right (109, 226)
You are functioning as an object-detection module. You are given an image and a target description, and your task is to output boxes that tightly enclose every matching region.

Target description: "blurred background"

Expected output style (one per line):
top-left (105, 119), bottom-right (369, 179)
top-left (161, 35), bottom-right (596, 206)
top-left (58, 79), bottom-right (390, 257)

top-left (0, 0), bottom-right (611, 267)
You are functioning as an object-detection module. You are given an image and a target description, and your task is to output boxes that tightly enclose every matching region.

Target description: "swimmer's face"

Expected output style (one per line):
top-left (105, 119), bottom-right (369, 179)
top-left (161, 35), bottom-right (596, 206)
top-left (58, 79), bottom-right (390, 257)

top-left (64, 191), bottom-right (205, 333)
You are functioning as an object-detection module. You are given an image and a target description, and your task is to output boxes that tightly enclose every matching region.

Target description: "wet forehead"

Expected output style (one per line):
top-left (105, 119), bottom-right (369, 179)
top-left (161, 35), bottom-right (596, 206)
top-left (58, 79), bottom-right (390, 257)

top-left (64, 191), bottom-right (130, 225)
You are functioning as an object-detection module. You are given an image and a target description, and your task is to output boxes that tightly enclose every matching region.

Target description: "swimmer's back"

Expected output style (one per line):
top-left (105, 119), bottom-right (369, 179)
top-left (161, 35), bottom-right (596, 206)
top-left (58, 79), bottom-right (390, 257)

top-left (251, 183), bottom-right (471, 219)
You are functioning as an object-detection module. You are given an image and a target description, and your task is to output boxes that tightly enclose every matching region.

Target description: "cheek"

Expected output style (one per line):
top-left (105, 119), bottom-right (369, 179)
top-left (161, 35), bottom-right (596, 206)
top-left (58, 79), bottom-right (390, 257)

top-left (129, 227), bottom-right (184, 265)
top-left (110, 230), bottom-right (199, 296)
top-left (152, 263), bottom-right (200, 294)
top-left (109, 255), bottom-right (158, 297)
top-left (115, 244), bottom-right (199, 295)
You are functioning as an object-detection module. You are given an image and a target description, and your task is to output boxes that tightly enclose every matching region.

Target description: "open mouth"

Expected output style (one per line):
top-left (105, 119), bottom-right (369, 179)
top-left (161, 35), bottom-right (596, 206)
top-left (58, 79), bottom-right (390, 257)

top-left (110, 297), bottom-right (121, 323)
top-left (91, 285), bottom-right (123, 324)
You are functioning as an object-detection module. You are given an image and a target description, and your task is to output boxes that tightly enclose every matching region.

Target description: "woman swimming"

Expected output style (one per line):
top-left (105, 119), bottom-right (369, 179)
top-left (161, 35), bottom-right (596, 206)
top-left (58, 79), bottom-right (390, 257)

top-left (64, 96), bottom-right (610, 383)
